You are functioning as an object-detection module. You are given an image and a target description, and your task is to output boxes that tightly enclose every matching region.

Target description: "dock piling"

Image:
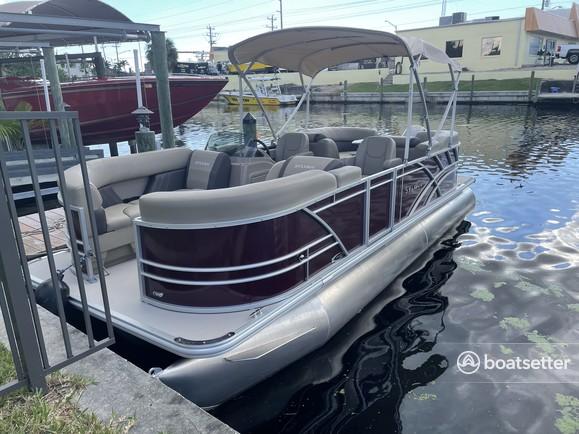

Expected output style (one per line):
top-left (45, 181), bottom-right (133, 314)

top-left (108, 142), bottom-right (119, 157)
top-left (528, 71), bottom-right (535, 103)
top-left (42, 47), bottom-right (71, 147)
top-left (470, 74), bottom-right (475, 105)
top-left (150, 31), bottom-right (175, 148)
top-left (379, 77), bottom-right (384, 105)
top-left (343, 80), bottom-right (348, 104)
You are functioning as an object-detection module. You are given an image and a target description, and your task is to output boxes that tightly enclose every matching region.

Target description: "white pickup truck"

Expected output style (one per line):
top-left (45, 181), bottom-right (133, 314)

top-left (556, 44), bottom-right (579, 64)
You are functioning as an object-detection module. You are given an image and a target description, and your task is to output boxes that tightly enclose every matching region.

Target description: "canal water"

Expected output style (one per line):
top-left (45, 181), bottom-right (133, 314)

top-left (171, 102), bottom-right (578, 434)
top-left (90, 101), bottom-right (579, 433)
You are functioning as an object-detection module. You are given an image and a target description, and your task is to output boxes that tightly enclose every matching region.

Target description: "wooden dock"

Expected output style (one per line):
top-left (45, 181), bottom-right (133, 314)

top-left (18, 208), bottom-right (68, 258)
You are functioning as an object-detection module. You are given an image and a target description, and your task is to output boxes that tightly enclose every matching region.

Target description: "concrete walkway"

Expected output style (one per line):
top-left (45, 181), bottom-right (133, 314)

top-left (0, 306), bottom-right (236, 434)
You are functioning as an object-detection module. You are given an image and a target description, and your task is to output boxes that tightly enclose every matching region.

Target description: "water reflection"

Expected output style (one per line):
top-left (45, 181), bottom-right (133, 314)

top-left (214, 222), bottom-right (470, 433)
top-left (186, 102), bottom-right (578, 433)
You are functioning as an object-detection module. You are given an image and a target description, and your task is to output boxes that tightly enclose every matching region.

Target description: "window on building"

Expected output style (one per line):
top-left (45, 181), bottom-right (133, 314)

top-left (529, 36), bottom-right (543, 55)
top-left (481, 37), bottom-right (502, 56)
top-left (445, 40), bottom-right (464, 58)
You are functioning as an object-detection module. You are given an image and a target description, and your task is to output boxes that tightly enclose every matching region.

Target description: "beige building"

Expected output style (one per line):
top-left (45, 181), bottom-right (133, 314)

top-left (397, 5), bottom-right (579, 74)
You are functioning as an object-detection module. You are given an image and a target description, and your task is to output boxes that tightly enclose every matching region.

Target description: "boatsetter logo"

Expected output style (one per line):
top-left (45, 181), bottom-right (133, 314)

top-left (456, 350), bottom-right (571, 375)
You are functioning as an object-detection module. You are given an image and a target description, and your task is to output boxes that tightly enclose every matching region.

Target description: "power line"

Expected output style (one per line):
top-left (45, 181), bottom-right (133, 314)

top-left (206, 25), bottom-right (218, 59)
top-left (278, 0), bottom-right (284, 29)
top-left (267, 15), bottom-right (278, 32)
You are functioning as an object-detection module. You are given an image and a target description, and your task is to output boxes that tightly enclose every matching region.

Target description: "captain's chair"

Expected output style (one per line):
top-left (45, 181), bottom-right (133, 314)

top-left (275, 132), bottom-right (311, 161)
top-left (354, 136), bottom-right (401, 175)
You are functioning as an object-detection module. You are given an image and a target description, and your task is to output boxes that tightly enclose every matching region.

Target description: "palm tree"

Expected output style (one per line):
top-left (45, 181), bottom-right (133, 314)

top-left (146, 37), bottom-right (178, 73)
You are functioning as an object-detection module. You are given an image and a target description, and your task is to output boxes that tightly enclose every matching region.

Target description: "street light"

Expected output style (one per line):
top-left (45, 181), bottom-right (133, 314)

top-left (384, 19), bottom-right (398, 33)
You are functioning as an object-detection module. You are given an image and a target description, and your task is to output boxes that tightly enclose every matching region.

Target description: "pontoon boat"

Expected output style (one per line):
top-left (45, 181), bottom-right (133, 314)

top-left (29, 27), bottom-right (474, 408)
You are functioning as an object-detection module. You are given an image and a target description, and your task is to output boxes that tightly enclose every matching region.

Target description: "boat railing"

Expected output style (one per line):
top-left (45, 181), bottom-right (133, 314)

top-left (130, 143), bottom-right (461, 312)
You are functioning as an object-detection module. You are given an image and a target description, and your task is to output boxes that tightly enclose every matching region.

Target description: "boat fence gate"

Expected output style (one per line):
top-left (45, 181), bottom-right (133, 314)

top-left (0, 111), bottom-right (114, 397)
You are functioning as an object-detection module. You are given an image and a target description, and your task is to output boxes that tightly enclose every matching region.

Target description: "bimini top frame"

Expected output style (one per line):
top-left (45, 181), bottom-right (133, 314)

top-left (228, 26), bottom-right (462, 163)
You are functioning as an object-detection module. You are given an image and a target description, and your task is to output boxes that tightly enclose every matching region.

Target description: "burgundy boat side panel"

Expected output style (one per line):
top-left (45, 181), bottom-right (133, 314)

top-left (137, 151), bottom-right (460, 309)
top-left (317, 186), bottom-right (364, 252)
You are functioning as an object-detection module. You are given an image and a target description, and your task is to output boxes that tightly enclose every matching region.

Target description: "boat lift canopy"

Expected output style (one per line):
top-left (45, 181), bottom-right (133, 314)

top-left (228, 27), bottom-right (462, 162)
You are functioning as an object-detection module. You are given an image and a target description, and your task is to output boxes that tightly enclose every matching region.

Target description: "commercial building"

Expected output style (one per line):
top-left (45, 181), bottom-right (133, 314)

top-left (396, 4), bottom-right (579, 74)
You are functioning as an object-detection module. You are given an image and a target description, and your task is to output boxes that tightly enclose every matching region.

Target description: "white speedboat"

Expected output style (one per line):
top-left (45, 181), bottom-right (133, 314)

top-left (30, 27), bottom-right (474, 408)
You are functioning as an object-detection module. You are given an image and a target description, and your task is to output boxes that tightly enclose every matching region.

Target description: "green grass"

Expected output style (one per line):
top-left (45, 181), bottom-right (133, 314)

top-left (347, 78), bottom-right (538, 93)
top-left (0, 344), bottom-right (134, 433)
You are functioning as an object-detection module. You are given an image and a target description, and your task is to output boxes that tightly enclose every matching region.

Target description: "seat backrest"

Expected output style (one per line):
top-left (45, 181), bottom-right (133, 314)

top-left (186, 149), bottom-right (231, 190)
top-left (266, 155), bottom-right (344, 180)
top-left (310, 137), bottom-right (339, 159)
top-left (275, 132), bottom-right (309, 161)
top-left (355, 136), bottom-right (400, 175)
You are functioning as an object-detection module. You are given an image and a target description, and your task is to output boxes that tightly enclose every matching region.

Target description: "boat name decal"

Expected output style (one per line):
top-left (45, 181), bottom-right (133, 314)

top-left (152, 290), bottom-right (165, 298)
top-left (403, 181), bottom-right (427, 194)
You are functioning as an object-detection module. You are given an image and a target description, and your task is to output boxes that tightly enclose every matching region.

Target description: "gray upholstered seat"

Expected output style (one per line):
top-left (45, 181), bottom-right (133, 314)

top-left (305, 127), bottom-right (377, 152)
top-left (354, 136), bottom-right (401, 175)
top-left (266, 155), bottom-right (345, 180)
top-left (275, 132), bottom-right (310, 161)
top-left (310, 137), bottom-right (339, 159)
top-left (186, 150), bottom-right (231, 190)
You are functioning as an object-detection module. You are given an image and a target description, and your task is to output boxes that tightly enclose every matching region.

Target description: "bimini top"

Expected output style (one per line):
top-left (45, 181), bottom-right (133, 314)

top-left (228, 26), bottom-right (461, 77)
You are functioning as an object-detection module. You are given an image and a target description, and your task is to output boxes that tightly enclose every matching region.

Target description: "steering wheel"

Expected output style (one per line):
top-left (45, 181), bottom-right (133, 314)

top-left (253, 139), bottom-right (272, 158)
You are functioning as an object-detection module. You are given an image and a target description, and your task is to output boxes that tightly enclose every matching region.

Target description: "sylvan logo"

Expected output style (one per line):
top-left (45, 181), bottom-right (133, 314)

top-left (457, 351), bottom-right (481, 375)
top-left (193, 160), bottom-right (211, 167)
top-left (293, 164), bottom-right (316, 170)
top-left (403, 182), bottom-right (427, 194)
top-left (151, 290), bottom-right (164, 298)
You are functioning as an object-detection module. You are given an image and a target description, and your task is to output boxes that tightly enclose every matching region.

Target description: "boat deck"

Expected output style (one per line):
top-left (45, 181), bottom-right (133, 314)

top-left (28, 251), bottom-right (281, 357)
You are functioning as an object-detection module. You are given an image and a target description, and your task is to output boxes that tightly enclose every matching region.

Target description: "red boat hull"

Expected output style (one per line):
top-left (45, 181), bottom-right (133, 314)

top-left (0, 75), bottom-right (227, 144)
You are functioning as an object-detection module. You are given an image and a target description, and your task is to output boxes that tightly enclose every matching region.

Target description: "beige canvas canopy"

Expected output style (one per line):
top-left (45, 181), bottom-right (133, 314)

top-left (228, 26), bottom-right (461, 77)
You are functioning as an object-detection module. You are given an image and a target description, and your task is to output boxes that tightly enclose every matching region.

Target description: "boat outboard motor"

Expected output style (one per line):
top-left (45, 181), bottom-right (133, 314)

top-left (34, 269), bottom-right (70, 317)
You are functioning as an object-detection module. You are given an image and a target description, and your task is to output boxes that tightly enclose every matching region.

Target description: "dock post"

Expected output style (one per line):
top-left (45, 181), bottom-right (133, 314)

top-left (135, 131), bottom-right (156, 152)
top-left (343, 80), bottom-right (348, 104)
top-left (469, 74), bottom-right (475, 105)
top-left (150, 31), bottom-right (175, 148)
top-left (42, 47), bottom-right (71, 147)
top-left (242, 113), bottom-right (257, 145)
top-left (379, 77), bottom-right (384, 105)
top-left (528, 70), bottom-right (535, 103)
top-left (108, 142), bottom-right (119, 157)
top-left (128, 139), bottom-right (137, 154)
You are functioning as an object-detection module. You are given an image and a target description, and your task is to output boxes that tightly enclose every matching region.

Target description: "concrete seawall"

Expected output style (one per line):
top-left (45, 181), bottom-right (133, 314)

top-left (310, 90), bottom-right (531, 104)
top-left (0, 306), bottom-right (237, 434)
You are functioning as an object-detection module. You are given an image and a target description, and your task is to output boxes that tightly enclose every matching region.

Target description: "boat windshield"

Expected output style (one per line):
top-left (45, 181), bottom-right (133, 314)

top-left (205, 131), bottom-right (263, 157)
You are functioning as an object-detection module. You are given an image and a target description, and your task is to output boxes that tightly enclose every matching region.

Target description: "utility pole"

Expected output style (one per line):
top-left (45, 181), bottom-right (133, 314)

top-left (278, 0), bottom-right (284, 29)
top-left (441, 0), bottom-right (447, 16)
top-left (541, 0), bottom-right (550, 10)
top-left (267, 14), bottom-right (277, 31)
top-left (206, 25), bottom-right (218, 61)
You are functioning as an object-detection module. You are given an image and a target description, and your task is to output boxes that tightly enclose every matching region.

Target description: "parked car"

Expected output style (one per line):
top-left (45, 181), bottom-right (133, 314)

top-left (556, 44), bottom-right (579, 64)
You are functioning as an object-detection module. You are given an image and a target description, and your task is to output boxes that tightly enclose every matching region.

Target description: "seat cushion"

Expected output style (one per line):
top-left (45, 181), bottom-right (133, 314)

top-left (186, 150), bottom-right (231, 190)
top-left (275, 133), bottom-right (309, 161)
top-left (355, 136), bottom-right (397, 175)
top-left (266, 156), bottom-right (344, 180)
top-left (123, 201), bottom-right (140, 220)
top-left (104, 203), bottom-right (132, 231)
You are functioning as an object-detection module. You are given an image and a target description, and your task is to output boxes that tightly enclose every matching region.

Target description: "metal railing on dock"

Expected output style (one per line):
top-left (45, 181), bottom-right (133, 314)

top-left (0, 111), bottom-right (114, 397)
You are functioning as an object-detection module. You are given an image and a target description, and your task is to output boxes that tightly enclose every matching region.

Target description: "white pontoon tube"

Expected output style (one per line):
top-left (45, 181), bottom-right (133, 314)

top-left (228, 26), bottom-right (462, 159)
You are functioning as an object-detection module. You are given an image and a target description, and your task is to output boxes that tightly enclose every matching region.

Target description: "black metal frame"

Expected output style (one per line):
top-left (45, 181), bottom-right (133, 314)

top-left (0, 111), bottom-right (114, 397)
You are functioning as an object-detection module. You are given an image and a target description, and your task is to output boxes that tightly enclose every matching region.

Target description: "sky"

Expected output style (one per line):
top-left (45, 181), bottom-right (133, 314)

top-left (102, 0), bottom-right (576, 51)
top-left (1, 0), bottom-right (576, 66)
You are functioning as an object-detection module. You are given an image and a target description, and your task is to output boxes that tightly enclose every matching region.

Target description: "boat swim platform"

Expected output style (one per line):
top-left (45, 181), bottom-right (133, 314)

top-left (19, 207), bottom-right (68, 258)
top-left (28, 251), bottom-right (282, 358)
